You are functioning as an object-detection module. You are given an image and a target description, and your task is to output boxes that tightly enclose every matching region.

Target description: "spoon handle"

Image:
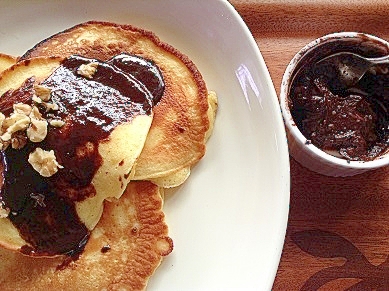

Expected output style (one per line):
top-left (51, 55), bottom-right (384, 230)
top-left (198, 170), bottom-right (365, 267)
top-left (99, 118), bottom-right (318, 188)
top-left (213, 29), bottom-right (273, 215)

top-left (368, 54), bottom-right (389, 65)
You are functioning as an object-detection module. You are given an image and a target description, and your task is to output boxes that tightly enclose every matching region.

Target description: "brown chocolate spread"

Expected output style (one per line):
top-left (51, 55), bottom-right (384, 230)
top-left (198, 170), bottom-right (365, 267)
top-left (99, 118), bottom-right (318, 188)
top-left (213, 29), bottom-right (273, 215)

top-left (109, 53), bottom-right (164, 105)
top-left (289, 42), bottom-right (389, 161)
top-left (0, 54), bottom-right (164, 257)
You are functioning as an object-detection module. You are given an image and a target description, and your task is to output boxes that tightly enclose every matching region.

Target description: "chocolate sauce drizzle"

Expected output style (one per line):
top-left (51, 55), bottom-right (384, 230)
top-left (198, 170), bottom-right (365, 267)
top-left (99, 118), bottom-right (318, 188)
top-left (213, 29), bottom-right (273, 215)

top-left (0, 54), bottom-right (164, 257)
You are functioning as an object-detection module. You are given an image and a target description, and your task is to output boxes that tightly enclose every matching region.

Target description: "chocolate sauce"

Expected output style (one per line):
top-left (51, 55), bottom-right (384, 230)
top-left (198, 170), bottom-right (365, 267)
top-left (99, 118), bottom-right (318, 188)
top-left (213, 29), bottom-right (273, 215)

top-left (0, 77), bottom-right (35, 115)
top-left (43, 55), bottom-right (155, 201)
top-left (289, 39), bottom-right (389, 161)
top-left (0, 54), bottom-right (164, 256)
top-left (109, 53), bottom-right (164, 105)
top-left (101, 244), bottom-right (111, 253)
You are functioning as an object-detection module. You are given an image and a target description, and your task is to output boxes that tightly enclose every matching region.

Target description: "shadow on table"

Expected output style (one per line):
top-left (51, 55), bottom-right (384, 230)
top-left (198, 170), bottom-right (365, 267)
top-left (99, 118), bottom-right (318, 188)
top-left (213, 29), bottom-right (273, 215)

top-left (292, 229), bottom-right (389, 290)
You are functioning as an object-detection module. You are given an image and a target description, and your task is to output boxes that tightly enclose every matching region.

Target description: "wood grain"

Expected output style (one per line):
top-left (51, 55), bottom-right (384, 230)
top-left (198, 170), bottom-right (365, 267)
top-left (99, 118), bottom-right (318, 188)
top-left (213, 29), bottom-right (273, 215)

top-left (230, 1), bottom-right (389, 290)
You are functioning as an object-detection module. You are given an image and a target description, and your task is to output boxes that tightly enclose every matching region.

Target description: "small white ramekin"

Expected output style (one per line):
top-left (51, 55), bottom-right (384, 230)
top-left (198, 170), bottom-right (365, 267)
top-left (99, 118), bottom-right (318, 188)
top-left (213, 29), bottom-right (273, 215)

top-left (280, 32), bottom-right (389, 177)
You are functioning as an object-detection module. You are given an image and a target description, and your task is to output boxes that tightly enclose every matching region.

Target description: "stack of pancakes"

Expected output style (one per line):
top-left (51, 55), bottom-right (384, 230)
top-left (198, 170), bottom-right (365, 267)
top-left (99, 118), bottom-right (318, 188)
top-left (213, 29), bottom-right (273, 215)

top-left (0, 21), bottom-right (217, 290)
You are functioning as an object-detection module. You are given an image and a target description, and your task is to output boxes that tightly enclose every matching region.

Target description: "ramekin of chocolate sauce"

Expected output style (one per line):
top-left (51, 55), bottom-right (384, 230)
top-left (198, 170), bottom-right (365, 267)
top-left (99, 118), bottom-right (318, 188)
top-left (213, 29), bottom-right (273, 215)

top-left (280, 32), bottom-right (389, 176)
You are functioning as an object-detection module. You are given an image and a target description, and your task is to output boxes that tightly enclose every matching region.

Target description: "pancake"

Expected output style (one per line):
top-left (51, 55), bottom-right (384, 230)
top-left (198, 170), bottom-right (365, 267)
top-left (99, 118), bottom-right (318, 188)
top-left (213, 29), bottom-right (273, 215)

top-left (149, 90), bottom-right (218, 188)
top-left (0, 56), bottom-right (153, 256)
top-left (21, 21), bottom-right (211, 186)
top-left (0, 181), bottom-right (172, 291)
top-left (0, 53), bottom-right (17, 72)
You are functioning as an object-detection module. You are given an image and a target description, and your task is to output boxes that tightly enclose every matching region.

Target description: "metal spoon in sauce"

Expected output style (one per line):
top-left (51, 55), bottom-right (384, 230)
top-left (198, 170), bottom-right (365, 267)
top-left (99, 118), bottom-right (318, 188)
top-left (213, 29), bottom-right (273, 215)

top-left (314, 52), bottom-right (389, 89)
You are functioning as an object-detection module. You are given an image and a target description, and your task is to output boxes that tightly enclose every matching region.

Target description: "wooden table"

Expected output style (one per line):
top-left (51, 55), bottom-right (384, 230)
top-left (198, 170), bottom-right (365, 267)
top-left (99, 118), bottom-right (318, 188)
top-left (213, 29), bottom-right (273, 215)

top-left (230, 1), bottom-right (389, 290)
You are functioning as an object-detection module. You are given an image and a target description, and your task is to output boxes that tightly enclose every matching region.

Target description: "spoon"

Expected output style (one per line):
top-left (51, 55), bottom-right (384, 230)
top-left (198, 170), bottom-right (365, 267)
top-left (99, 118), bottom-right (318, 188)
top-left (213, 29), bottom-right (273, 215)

top-left (314, 52), bottom-right (389, 89)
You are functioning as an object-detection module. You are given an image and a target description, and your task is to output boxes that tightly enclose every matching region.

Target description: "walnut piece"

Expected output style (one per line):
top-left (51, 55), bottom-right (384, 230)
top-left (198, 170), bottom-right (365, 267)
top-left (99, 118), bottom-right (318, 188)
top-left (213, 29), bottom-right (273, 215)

top-left (28, 147), bottom-right (63, 177)
top-left (11, 132), bottom-right (27, 149)
top-left (49, 119), bottom-right (65, 127)
top-left (0, 204), bottom-right (9, 218)
top-left (1, 112), bottom-right (30, 141)
top-left (34, 84), bottom-right (51, 101)
top-left (13, 103), bottom-right (32, 115)
top-left (0, 83), bottom-right (66, 174)
top-left (77, 62), bottom-right (98, 79)
top-left (32, 95), bottom-right (43, 104)
top-left (27, 118), bottom-right (48, 142)
top-left (29, 106), bottom-right (43, 120)
top-left (0, 112), bottom-right (5, 127)
top-left (44, 102), bottom-right (59, 111)
top-left (26, 106), bottom-right (48, 142)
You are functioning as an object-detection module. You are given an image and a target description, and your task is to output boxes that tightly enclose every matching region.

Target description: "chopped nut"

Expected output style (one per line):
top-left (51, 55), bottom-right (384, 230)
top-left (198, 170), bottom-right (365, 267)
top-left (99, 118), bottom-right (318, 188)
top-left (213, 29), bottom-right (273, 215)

top-left (2, 112), bottom-right (29, 129)
top-left (0, 85), bottom-right (62, 153)
top-left (32, 95), bottom-right (43, 104)
top-left (0, 132), bottom-right (11, 142)
top-left (50, 119), bottom-right (65, 127)
top-left (11, 132), bottom-right (27, 149)
top-left (0, 204), bottom-right (9, 218)
top-left (27, 118), bottom-right (48, 142)
top-left (0, 140), bottom-right (10, 151)
top-left (26, 106), bottom-right (48, 142)
top-left (77, 62), bottom-right (98, 79)
top-left (44, 102), bottom-right (59, 111)
top-left (28, 148), bottom-right (63, 177)
top-left (13, 103), bottom-right (32, 115)
top-left (1, 113), bottom-right (30, 141)
top-left (0, 112), bottom-right (5, 131)
top-left (29, 106), bottom-right (43, 120)
top-left (34, 85), bottom-right (51, 101)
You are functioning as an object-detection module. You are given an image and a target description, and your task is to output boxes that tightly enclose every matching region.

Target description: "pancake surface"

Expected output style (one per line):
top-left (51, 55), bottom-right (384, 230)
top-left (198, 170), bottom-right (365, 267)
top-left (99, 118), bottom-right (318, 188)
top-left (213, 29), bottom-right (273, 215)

top-left (0, 53), bottom-right (16, 72)
top-left (21, 21), bottom-right (210, 183)
top-left (0, 181), bottom-right (172, 291)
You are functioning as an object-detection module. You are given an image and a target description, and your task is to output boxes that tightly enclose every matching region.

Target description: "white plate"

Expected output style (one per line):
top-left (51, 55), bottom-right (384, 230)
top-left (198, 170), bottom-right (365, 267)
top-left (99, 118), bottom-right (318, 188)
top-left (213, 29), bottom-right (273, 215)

top-left (0, 0), bottom-right (290, 290)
